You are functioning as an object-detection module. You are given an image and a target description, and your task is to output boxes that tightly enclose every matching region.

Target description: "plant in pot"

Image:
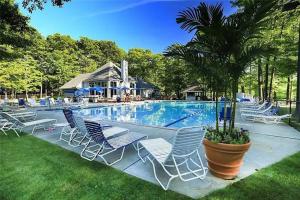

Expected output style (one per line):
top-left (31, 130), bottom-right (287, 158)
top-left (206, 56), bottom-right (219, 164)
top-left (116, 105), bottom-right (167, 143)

top-left (165, 1), bottom-right (276, 179)
top-left (203, 127), bottom-right (251, 179)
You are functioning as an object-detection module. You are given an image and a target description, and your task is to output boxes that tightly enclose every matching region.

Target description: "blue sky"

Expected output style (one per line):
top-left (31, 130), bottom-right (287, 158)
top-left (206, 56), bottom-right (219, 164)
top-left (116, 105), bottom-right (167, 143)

top-left (17, 0), bottom-right (236, 53)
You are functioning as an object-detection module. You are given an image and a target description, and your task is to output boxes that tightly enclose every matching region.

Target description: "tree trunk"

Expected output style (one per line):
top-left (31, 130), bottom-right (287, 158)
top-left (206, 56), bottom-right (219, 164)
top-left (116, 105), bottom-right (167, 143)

top-left (215, 91), bottom-right (219, 132)
top-left (25, 89), bottom-right (29, 101)
top-left (249, 63), bottom-right (252, 95)
top-left (223, 89), bottom-right (227, 132)
top-left (286, 76), bottom-right (290, 105)
top-left (40, 78), bottom-right (43, 99)
top-left (268, 59), bottom-right (276, 101)
top-left (257, 59), bottom-right (263, 101)
top-left (264, 57), bottom-right (270, 101)
top-left (241, 85), bottom-right (245, 93)
top-left (176, 90), bottom-right (180, 99)
top-left (229, 80), bottom-right (238, 132)
top-left (295, 25), bottom-right (300, 122)
top-left (4, 91), bottom-right (8, 100)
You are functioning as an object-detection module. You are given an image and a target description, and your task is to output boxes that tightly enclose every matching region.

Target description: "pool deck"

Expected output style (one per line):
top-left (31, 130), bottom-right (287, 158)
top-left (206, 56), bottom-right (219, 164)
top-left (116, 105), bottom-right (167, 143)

top-left (22, 107), bottom-right (300, 199)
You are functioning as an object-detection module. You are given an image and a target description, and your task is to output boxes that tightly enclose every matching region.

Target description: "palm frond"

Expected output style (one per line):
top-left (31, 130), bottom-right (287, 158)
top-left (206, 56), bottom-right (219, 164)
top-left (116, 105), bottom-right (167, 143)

top-left (176, 2), bottom-right (225, 33)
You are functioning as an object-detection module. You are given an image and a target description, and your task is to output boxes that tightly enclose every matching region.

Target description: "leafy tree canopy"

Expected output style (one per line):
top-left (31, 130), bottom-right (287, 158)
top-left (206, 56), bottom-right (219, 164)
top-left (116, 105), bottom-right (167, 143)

top-left (22, 0), bottom-right (71, 12)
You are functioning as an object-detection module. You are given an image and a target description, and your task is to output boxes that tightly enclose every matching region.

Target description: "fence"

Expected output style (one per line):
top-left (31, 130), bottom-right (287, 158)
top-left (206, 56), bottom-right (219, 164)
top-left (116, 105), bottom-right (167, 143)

top-left (275, 100), bottom-right (299, 125)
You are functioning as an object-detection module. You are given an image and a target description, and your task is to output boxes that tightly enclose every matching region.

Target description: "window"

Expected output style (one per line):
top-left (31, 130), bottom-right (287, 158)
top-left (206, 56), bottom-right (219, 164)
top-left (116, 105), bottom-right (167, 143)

top-left (111, 81), bottom-right (117, 96)
top-left (111, 82), bottom-right (117, 87)
top-left (89, 82), bottom-right (95, 87)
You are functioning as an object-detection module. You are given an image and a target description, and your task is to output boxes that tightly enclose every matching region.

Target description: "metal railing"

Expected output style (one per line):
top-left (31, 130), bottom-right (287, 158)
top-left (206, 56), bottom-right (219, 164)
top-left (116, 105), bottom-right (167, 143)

top-left (275, 100), bottom-right (299, 124)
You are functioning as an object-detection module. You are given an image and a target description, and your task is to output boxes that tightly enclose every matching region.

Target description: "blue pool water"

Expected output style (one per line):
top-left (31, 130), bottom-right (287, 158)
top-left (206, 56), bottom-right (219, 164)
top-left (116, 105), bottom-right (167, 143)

top-left (74, 101), bottom-right (217, 128)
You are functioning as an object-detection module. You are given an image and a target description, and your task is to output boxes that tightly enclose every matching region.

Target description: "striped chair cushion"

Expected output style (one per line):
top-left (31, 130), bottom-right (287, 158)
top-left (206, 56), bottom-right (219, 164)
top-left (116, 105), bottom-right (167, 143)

top-left (84, 120), bottom-right (112, 148)
top-left (63, 109), bottom-right (76, 128)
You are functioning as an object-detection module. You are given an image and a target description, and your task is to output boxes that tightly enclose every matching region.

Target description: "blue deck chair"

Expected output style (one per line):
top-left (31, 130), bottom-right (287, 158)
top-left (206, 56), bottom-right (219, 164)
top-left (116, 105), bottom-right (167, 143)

top-left (18, 98), bottom-right (25, 107)
top-left (81, 120), bottom-right (147, 165)
top-left (219, 107), bottom-right (231, 121)
top-left (60, 108), bottom-right (79, 143)
top-left (61, 108), bottom-right (113, 147)
top-left (269, 106), bottom-right (279, 115)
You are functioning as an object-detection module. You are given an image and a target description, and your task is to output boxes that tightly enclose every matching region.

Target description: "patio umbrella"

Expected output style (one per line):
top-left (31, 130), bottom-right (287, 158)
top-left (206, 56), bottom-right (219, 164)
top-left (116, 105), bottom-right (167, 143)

top-left (109, 86), bottom-right (129, 90)
top-left (109, 87), bottom-right (119, 90)
top-left (75, 88), bottom-right (90, 96)
top-left (120, 86), bottom-right (130, 90)
top-left (90, 86), bottom-right (104, 93)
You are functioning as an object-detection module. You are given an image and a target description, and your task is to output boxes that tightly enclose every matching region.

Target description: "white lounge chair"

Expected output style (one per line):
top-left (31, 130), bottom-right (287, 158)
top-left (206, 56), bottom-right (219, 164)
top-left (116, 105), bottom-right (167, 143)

top-left (137, 126), bottom-right (207, 190)
top-left (49, 98), bottom-right (59, 106)
top-left (63, 98), bottom-right (78, 105)
top-left (0, 112), bottom-right (56, 135)
top-left (0, 119), bottom-right (13, 135)
top-left (241, 104), bottom-right (273, 115)
top-left (60, 109), bottom-right (114, 146)
top-left (71, 115), bottom-right (126, 147)
top-left (241, 113), bottom-right (292, 124)
top-left (59, 109), bottom-right (79, 143)
top-left (10, 111), bottom-right (37, 121)
top-left (240, 101), bottom-right (268, 112)
top-left (27, 98), bottom-right (44, 107)
top-left (81, 119), bottom-right (147, 165)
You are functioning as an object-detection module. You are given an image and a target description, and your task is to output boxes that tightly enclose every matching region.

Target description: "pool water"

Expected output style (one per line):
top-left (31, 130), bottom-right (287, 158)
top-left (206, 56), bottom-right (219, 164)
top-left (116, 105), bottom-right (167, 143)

top-left (74, 101), bottom-right (217, 128)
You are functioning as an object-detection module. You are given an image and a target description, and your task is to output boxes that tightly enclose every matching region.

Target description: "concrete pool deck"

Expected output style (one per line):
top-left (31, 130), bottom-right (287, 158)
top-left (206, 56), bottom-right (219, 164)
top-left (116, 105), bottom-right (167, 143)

top-left (23, 109), bottom-right (300, 199)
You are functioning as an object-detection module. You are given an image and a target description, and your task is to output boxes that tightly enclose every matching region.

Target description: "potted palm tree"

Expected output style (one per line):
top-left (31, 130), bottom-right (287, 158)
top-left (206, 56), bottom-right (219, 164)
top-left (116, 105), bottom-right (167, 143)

top-left (165, 0), bottom-right (276, 179)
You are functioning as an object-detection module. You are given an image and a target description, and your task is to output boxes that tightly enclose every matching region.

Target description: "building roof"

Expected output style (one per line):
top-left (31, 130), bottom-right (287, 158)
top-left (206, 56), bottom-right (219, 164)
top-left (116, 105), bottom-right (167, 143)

top-left (60, 62), bottom-right (135, 89)
top-left (182, 86), bottom-right (204, 93)
top-left (60, 73), bottom-right (91, 89)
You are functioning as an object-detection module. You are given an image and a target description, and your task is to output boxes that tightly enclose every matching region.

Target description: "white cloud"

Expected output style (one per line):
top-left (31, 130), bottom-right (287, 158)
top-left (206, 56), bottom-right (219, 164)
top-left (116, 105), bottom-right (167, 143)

top-left (86, 0), bottom-right (186, 17)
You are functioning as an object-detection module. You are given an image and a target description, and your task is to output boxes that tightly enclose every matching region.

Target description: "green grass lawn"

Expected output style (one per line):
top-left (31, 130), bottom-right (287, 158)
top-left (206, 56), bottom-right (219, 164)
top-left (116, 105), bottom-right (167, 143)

top-left (1, 132), bottom-right (300, 200)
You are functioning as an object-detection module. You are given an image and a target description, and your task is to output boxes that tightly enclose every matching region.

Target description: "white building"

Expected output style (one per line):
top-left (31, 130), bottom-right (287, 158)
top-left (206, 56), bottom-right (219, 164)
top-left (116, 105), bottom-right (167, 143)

top-left (60, 61), bottom-right (158, 99)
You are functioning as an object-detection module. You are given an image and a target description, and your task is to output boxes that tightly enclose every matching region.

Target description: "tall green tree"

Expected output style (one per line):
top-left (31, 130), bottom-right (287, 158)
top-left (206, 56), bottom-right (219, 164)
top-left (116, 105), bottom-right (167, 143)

top-left (166, 0), bottom-right (276, 131)
top-left (22, 0), bottom-right (71, 12)
top-left (0, 0), bottom-right (33, 59)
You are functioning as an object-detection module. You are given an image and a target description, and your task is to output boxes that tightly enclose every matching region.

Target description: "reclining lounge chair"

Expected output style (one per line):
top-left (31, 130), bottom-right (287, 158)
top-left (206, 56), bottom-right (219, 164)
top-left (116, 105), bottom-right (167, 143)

top-left (81, 119), bottom-right (147, 165)
top-left (0, 112), bottom-right (56, 136)
top-left (137, 126), bottom-right (207, 190)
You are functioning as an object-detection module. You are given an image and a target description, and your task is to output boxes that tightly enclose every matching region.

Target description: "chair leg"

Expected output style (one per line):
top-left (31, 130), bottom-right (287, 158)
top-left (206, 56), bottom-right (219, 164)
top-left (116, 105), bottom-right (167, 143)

top-left (1, 129), bottom-right (7, 135)
top-left (68, 129), bottom-right (81, 147)
top-left (173, 150), bottom-right (207, 182)
top-left (80, 139), bottom-right (103, 161)
top-left (13, 126), bottom-right (21, 137)
top-left (59, 126), bottom-right (74, 143)
top-left (100, 147), bottom-right (126, 166)
top-left (137, 141), bottom-right (147, 163)
top-left (132, 136), bottom-right (148, 151)
top-left (147, 156), bottom-right (177, 190)
top-left (69, 132), bottom-right (89, 147)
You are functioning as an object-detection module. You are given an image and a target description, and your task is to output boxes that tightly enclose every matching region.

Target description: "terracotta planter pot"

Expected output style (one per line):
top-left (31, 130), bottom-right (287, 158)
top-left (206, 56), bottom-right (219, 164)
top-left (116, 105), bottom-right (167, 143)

top-left (203, 139), bottom-right (251, 179)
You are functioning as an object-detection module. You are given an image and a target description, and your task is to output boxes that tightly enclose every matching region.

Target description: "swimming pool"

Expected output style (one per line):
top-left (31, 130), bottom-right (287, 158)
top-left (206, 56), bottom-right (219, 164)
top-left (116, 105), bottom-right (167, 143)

top-left (74, 101), bottom-right (217, 128)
